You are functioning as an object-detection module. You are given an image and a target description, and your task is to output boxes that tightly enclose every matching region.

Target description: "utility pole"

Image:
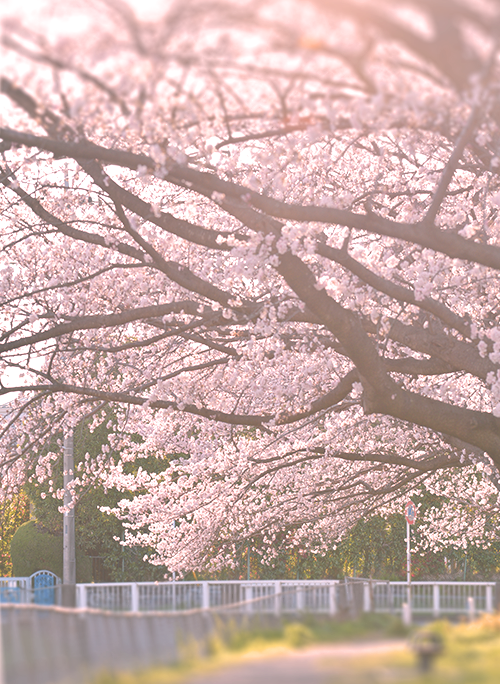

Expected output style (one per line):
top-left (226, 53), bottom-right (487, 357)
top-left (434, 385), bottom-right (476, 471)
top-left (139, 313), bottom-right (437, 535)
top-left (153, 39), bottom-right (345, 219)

top-left (62, 431), bottom-right (76, 606)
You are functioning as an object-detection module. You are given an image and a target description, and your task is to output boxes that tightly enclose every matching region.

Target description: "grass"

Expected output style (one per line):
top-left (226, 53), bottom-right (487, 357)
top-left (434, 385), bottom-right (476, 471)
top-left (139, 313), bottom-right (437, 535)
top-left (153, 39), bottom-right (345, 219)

top-left (216, 610), bottom-right (408, 651)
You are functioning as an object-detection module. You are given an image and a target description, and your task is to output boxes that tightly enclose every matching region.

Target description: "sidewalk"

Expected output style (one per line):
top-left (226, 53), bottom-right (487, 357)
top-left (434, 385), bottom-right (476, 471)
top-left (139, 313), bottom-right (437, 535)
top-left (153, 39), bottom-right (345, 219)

top-left (184, 640), bottom-right (408, 684)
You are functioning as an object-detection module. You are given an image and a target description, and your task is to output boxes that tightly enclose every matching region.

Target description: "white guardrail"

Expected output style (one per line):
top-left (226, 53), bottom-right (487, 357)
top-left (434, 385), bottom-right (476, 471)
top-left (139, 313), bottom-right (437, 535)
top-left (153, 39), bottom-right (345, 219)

top-left (1, 577), bottom-right (497, 618)
top-left (75, 579), bottom-right (498, 618)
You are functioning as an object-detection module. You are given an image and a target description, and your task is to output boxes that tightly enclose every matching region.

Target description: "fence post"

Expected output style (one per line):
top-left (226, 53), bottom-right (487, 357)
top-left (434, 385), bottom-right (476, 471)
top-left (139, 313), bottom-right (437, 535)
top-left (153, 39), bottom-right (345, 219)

top-left (245, 585), bottom-right (253, 613)
top-left (296, 584), bottom-right (304, 613)
top-left (202, 582), bottom-right (210, 610)
top-left (402, 602), bottom-right (411, 626)
top-left (77, 584), bottom-right (87, 609)
top-left (329, 582), bottom-right (337, 616)
top-left (433, 584), bottom-right (440, 618)
top-left (274, 581), bottom-right (281, 617)
top-left (486, 585), bottom-right (493, 613)
top-left (363, 582), bottom-right (371, 612)
top-left (468, 596), bottom-right (475, 621)
top-left (131, 583), bottom-right (139, 612)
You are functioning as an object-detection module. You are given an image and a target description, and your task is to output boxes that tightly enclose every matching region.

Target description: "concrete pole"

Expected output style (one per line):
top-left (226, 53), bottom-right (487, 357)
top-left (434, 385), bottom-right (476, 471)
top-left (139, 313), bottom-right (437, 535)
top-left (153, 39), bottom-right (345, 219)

top-left (62, 431), bottom-right (76, 606)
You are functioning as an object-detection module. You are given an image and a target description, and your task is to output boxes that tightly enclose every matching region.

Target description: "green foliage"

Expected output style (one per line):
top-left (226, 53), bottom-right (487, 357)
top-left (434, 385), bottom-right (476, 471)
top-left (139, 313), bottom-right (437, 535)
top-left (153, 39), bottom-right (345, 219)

top-left (10, 520), bottom-right (92, 581)
top-left (0, 492), bottom-right (30, 576)
top-left (217, 613), bottom-right (406, 654)
top-left (25, 415), bottom-right (169, 582)
top-left (201, 514), bottom-right (439, 581)
top-left (22, 415), bottom-right (500, 583)
top-left (283, 622), bottom-right (314, 648)
top-left (390, 616), bottom-right (500, 683)
top-left (205, 506), bottom-right (500, 582)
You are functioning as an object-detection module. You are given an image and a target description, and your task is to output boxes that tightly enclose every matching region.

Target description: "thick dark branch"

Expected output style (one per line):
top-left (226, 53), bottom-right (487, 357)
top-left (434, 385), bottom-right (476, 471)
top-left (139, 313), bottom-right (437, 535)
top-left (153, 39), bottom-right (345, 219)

top-left (276, 369), bottom-right (357, 424)
top-left (275, 248), bottom-right (500, 462)
top-left (383, 357), bottom-right (454, 376)
top-left (425, 101), bottom-right (485, 225)
top-left (382, 318), bottom-right (495, 381)
top-left (331, 450), bottom-right (462, 471)
top-left (317, 242), bottom-right (470, 336)
top-left (0, 170), bottom-right (145, 262)
top-left (9, 370), bottom-right (360, 429)
top-left (5, 125), bottom-right (500, 271)
top-left (165, 167), bottom-right (500, 271)
top-left (0, 127), bottom-right (154, 170)
top-left (0, 302), bottom-right (200, 354)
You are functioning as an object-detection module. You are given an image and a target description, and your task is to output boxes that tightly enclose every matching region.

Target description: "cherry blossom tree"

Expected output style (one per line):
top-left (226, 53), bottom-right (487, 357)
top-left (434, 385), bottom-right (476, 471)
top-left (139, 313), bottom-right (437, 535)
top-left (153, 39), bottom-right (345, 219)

top-left (1, 0), bottom-right (500, 573)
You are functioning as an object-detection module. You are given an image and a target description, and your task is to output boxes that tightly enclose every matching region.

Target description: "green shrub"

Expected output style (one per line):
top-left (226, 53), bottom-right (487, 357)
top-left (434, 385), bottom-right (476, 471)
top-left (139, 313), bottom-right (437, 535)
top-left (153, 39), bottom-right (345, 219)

top-left (10, 520), bottom-right (92, 581)
top-left (284, 622), bottom-right (314, 648)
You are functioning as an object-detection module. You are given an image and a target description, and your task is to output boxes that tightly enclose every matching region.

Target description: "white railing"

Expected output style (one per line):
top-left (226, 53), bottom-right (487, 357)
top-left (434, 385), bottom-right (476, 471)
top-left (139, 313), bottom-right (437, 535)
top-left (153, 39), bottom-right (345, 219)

top-left (1, 576), bottom-right (497, 618)
top-left (76, 579), bottom-right (341, 614)
top-left (370, 580), bottom-right (495, 617)
top-left (75, 579), bottom-right (497, 618)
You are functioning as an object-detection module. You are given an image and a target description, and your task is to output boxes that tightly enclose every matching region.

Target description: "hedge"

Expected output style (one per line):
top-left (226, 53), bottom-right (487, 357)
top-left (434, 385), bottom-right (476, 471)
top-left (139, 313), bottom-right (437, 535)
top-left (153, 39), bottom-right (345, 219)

top-left (10, 520), bottom-right (92, 582)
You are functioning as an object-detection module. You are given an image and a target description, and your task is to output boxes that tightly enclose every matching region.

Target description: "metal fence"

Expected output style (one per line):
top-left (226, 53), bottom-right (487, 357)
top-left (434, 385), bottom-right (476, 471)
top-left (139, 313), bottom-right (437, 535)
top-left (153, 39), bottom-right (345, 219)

top-left (1, 577), bottom-right (498, 618)
top-left (77, 580), bottom-right (342, 614)
top-left (75, 579), bottom-right (497, 618)
top-left (370, 580), bottom-right (495, 617)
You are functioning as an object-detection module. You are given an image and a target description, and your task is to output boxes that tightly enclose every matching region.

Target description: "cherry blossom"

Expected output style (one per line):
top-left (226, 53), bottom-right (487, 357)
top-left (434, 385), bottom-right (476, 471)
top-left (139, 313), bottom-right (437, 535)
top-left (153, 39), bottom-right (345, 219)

top-left (1, 0), bottom-right (500, 572)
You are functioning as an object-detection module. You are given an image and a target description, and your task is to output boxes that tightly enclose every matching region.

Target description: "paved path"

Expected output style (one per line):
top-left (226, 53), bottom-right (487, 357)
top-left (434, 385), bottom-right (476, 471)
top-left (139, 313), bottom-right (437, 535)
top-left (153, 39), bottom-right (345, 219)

top-left (184, 640), bottom-right (408, 684)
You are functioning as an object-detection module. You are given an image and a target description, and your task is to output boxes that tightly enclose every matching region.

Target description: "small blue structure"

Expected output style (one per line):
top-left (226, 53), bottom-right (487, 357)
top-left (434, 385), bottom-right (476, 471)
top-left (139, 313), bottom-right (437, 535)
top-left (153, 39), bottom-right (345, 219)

top-left (31, 570), bottom-right (61, 605)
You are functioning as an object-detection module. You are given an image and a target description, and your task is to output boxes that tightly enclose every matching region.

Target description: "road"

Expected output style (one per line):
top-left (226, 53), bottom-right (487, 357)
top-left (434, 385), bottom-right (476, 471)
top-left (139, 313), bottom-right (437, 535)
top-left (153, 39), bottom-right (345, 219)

top-left (184, 640), bottom-right (408, 684)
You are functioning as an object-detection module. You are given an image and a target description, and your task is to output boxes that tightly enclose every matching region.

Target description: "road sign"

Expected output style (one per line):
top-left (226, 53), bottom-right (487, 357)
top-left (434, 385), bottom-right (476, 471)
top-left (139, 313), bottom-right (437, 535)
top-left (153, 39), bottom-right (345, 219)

top-left (405, 500), bottom-right (417, 525)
